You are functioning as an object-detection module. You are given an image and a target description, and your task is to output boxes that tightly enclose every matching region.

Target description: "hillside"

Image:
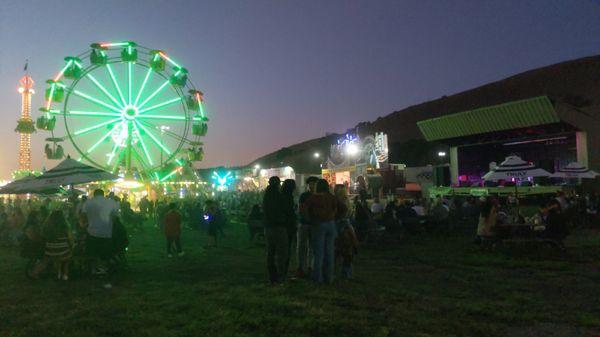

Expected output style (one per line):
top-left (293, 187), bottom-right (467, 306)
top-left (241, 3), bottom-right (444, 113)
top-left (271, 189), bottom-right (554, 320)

top-left (249, 55), bottom-right (600, 172)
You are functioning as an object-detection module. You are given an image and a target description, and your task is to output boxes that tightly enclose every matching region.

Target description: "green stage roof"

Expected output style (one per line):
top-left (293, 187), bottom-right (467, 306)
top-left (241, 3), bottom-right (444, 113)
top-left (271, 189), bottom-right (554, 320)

top-left (417, 96), bottom-right (560, 141)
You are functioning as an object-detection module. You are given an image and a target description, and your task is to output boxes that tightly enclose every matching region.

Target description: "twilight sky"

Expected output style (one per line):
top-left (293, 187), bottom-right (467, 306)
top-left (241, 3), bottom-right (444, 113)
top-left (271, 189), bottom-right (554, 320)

top-left (0, 0), bottom-right (599, 178)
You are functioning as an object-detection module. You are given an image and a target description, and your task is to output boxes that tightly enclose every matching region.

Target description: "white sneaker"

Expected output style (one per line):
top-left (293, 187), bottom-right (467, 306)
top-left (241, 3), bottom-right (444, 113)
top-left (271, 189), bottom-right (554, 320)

top-left (167, 254), bottom-right (173, 258)
top-left (62, 274), bottom-right (69, 281)
top-left (178, 251), bottom-right (185, 257)
top-left (103, 283), bottom-right (112, 289)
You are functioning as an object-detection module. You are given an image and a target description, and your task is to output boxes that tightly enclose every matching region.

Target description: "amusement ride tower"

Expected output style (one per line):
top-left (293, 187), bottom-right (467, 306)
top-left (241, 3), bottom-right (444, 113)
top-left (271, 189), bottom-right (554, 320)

top-left (16, 74), bottom-right (35, 172)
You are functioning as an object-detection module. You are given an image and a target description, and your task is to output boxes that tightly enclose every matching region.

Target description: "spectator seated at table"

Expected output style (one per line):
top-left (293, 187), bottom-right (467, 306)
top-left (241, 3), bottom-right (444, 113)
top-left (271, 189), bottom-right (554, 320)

top-left (543, 200), bottom-right (569, 250)
top-left (476, 198), bottom-right (497, 247)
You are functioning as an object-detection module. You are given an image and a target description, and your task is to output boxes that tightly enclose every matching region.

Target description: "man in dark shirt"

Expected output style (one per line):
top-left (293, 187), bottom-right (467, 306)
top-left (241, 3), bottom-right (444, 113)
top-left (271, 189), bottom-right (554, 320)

top-left (296, 176), bottom-right (318, 278)
top-left (263, 176), bottom-right (287, 284)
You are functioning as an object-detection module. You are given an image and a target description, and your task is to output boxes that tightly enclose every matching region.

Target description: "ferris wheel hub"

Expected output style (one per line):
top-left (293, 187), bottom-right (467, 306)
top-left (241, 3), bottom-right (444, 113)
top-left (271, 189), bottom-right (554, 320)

top-left (122, 105), bottom-right (138, 120)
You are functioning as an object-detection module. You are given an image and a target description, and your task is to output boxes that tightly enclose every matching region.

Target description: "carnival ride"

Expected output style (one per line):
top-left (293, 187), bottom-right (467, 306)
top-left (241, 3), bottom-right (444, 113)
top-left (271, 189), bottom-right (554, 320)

top-left (38, 41), bottom-right (208, 182)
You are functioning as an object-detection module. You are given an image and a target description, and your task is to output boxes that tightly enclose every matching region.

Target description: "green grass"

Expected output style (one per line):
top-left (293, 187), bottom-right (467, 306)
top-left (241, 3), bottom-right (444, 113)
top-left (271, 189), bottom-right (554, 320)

top-left (1, 222), bottom-right (599, 337)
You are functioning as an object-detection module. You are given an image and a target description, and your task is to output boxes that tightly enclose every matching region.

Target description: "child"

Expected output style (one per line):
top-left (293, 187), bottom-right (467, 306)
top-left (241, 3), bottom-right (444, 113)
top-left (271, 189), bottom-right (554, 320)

top-left (335, 222), bottom-right (359, 279)
top-left (164, 203), bottom-right (184, 257)
top-left (204, 200), bottom-right (224, 248)
top-left (43, 210), bottom-right (73, 281)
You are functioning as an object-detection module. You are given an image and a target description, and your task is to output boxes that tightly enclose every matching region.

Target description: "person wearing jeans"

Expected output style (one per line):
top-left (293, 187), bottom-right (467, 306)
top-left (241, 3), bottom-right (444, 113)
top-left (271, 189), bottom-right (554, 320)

top-left (296, 176), bottom-right (318, 278)
top-left (305, 179), bottom-right (338, 284)
top-left (311, 220), bottom-right (337, 283)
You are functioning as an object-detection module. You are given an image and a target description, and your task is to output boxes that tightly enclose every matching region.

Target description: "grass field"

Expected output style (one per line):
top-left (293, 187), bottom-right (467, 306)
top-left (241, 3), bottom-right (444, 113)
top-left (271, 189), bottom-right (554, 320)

top-left (1, 221), bottom-right (599, 337)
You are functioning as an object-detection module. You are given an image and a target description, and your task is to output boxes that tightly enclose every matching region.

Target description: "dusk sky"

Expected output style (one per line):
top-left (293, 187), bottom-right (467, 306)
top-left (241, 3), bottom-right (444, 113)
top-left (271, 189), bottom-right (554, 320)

top-left (0, 0), bottom-right (599, 178)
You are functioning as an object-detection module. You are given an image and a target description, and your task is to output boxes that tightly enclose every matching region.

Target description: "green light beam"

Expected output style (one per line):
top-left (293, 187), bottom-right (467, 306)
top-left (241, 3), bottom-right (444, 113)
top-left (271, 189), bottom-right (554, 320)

top-left (134, 120), bottom-right (172, 155)
top-left (154, 172), bottom-right (161, 181)
top-left (136, 80), bottom-right (170, 109)
top-left (138, 97), bottom-right (182, 114)
top-left (107, 142), bottom-right (120, 165)
top-left (53, 60), bottom-right (73, 81)
top-left (73, 90), bottom-right (122, 113)
top-left (133, 123), bottom-right (155, 166)
top-left (128, 61), bottom-right (132, 105)
top-left (85, 128), bottom-right (114, 155)
top-left (73, 118), bottom-right (120, 136)
top-left (131, 147), bottom-right (151, 175)
top-left (111, 145), bottom-right (126, 172)
top-left (199, 102), bottom-right (205, 118)
top-left (137, 114), bottom-right (196, 121)
top-left (160, 167), bottom-right (181, 182)
top-left (45, 84), bottom-right (56, 109)
top-left (68, 111), bottom-right (121, 117)
top-left (106, 63), bottom-right (127, 107)
top-left (134, 67), bottom-right (153, 106)
top-left (86, 73), bottom-right (124, 109)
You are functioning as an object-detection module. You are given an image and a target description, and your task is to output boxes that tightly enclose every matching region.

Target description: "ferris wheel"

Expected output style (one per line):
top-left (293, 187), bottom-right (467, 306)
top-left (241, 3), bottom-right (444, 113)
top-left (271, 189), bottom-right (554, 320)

top-left (37, 41), bottom-right (208, 181)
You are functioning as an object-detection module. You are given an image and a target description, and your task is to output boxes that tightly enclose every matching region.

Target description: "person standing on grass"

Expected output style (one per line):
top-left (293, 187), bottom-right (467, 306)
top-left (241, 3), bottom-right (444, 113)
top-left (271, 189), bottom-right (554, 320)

top-left (164, 203), bottom-right (184, 257)
top-left (296, 176), bottom-right (318, 278)
top-left (333, 184), bottom-right (358, 278)
top-left (204, 200), bottom-right (225, 248)
top-left (43, 210), bottom-right (74, 280)
top-left (305, 179), bottom-right (338, 284)
top-left (83, 189), bottom-right (119, 276)
top-left (281, 179), bottom-right (297, 278)
top-left (262, 176), bottom-right (288, 284)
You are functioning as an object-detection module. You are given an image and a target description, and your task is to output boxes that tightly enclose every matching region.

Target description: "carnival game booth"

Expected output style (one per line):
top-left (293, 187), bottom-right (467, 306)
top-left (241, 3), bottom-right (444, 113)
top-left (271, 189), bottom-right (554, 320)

top-left (417, 96), bottom-right (599, 189)
top-left (256, 166), bottom-right (296, 189)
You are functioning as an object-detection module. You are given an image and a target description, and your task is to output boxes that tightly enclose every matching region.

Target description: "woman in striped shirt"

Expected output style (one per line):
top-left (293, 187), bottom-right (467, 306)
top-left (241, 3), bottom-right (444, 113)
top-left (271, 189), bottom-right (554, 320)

top-left (43, 210), bottom-right (73, 281)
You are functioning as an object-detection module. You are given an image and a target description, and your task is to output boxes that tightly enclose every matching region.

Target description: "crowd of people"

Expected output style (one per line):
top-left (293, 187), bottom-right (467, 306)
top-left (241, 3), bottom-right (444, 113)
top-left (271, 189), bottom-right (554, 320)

top-left (0, 179), bottom-right (597, 286)
top-left (261, 176), bottom-right (358, 285)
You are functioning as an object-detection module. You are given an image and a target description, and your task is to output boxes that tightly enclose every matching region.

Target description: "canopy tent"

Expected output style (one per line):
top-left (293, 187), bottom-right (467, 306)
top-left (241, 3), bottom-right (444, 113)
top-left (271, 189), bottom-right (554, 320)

top-left (0, 157), bottom-right (117, 194)
top-left (483, 155), bottom-right (551, 181)
top-left (551, 162), bottom-right (599, 179)
top-left (0, 176), bottom-right (43, 194)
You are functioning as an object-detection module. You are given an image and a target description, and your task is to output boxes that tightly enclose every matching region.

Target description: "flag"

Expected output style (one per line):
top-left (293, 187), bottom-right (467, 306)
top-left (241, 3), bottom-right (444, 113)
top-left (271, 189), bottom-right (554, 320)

top-left (24, 60), bottom-right (28, 71)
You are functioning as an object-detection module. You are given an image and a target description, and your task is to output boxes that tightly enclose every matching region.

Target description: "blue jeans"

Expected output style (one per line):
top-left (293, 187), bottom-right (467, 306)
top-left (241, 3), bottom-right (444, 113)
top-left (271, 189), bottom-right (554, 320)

top-left (311, 221), bottom-right (337, 284)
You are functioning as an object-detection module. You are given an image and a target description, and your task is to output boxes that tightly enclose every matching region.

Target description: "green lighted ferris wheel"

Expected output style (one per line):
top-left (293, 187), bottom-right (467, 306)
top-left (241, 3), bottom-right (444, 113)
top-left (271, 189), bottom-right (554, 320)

top-left (37, 41), bottom-right (208, 181)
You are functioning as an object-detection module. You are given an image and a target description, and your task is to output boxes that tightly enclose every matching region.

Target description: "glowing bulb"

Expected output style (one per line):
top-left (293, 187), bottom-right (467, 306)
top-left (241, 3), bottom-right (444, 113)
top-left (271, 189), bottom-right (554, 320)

top-left (346, 143), bottom-right (359, 156)
top-left (314, 152), bottom-right (320, 158)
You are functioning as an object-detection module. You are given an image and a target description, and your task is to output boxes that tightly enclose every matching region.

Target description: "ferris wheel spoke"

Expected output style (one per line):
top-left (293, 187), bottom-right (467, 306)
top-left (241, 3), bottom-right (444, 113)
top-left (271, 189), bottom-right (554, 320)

top-left (83, 127), bottom-right (114, 156)
top-left (72, 90), bottom-right (122, 114)
top-left (106, 63), bottom-right (127, 107)
top-left (136, 80), bottom-right (171, 110)
top-left (134, 120), bottom-right (172, 156)
top-left (107, 141), bottom-right (123, 165)
top-left (134, 67), bottom-right (153, 106)
top-left (85, 73), bottom-right (124, 110)
top-left (128, 62), bottom-right (133, 105)
top-left (131, 147), bottom-right (152, 175)
top-left (138, 97), bottom-right (183, 114)
top-left (72, 117), bottom-right (121, 136)
top-left (138, 118), bottom-right (188, 144)
top-left (136, 113), bottom-right (192, 121)
top-left (67, 111), bottom-right (121, 117)
top-left (132, 122), bottom-right (154, 166)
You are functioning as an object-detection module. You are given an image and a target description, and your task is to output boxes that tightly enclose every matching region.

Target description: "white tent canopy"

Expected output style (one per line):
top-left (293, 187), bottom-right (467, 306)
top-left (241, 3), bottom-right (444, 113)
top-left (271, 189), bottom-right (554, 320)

top-left (483, 155), bottom-right (551, 181)
top-left (551, 162), bottom-right (599, 179)
top-left (0, 157), bottom-right (118, 194)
